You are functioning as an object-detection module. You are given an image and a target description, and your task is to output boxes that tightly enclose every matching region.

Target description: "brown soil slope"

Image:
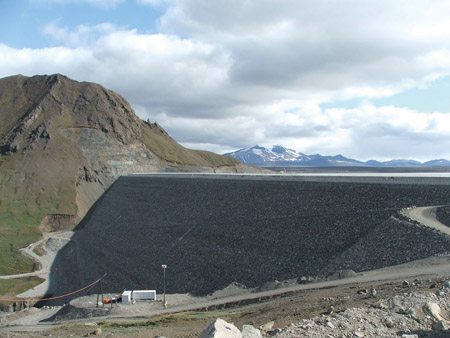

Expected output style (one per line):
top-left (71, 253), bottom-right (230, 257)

top-left (0, 74), bottom-right (245, 275)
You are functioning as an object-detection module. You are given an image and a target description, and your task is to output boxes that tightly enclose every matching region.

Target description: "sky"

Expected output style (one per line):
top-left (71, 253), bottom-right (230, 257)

top-left (1, 0), bottom-right (450, 161)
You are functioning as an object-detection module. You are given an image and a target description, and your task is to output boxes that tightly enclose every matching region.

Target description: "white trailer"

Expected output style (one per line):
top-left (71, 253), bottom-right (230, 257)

top-left (132, 290), bottom-right (157, 301)
top-left (121, 290), bottom-right (156, 304)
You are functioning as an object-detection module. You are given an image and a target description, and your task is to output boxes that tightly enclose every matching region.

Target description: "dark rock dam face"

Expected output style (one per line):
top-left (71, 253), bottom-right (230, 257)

top-left (44, 176), bottom-right (450, 305)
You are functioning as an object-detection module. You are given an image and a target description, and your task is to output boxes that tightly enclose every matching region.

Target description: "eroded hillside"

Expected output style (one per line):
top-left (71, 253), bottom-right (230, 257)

top-left (0, 74), bottom-right (248, 277)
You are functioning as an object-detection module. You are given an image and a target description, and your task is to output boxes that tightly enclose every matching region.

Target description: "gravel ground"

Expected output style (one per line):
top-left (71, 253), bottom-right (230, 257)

top-left (7, 276), bottom-right (450, 337)
top-left (273, 281), bottom-right (450, 338)
top-left (41, 176), bottom-right (450, 306)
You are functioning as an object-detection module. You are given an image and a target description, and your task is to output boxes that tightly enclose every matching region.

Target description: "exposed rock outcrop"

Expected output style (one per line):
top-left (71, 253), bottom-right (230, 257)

top-left (272, 282), bottom-right (450, 337)
top-left (200, 318), bottom-right (242, 338)
top-left (0, 74), bottom-right (252, 274)
top-left (200, 281), bottom-right (450, 337)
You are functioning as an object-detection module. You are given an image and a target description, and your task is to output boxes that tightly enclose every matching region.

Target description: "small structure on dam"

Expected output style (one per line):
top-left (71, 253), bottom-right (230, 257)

top-left (43, 174), bottom-right (450, 306)
top-left (121, 290), bottom-right (157, 304)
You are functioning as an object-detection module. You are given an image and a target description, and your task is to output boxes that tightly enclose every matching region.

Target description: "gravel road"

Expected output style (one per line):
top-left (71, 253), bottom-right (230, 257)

top-left (0, 231), bottom-right (73, 299)
top-left (4, 254), bottom-right (450, 334)
top-left (402, 205), bottom-right (450, 235)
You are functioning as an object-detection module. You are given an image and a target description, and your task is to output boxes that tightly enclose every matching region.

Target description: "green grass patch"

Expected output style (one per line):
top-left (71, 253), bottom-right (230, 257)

top-left (0, 154), bottom-right (62, 276)
top-left (33, 243), bottom-right (46, 257)
top-left (0, 276), bottom-right (44, 298)
top-left (0, 211), bottom-right (41, 275)
top-left (142, 128), bottom-right (239, 167)
top-left (195, 150), bottom-right (239, 167)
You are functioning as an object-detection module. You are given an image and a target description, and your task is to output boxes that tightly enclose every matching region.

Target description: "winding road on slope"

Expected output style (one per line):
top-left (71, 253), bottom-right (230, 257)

top-left (401, 205), bottom-right (450, 235)
top-left (0, 231), bottom-right (73, 298)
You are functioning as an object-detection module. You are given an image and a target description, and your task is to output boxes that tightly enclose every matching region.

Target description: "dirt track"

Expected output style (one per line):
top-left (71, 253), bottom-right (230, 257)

top-left (402, 205), bottom-right (450, 235)
top-left (0, 231), bottom-right (73, 299)
top-left (4, 256), bottom-right (450, 336)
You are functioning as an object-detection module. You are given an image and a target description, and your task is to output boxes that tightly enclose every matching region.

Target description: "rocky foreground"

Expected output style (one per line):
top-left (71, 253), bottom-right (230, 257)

top-left (205, 280), bottom-right (450, 337)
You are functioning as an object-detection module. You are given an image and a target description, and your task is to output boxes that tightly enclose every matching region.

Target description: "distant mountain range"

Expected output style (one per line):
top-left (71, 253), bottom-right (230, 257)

top-left (225, 145), bottom-right (450, 167)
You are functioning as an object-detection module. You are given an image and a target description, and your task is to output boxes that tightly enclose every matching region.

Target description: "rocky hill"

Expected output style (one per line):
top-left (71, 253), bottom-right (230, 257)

top-left (0, 74), bottom-right (248, 276)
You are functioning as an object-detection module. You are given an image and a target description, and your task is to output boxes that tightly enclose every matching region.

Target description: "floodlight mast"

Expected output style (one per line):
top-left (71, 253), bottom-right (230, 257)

top-left (161, 264), bottom-right (167, 308)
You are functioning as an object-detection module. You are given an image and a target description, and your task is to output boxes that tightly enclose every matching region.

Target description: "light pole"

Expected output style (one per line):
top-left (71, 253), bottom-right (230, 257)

top-left (161, 264), bottom-right (167, 308)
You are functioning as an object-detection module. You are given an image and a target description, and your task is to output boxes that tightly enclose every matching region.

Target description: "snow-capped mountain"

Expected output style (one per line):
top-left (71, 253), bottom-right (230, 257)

top-left (225, 145), bottom-right (362, 166)
top-left (226, 145), bottom-right (308, 164)
top-left (225, 145), bottom-right (450, 167)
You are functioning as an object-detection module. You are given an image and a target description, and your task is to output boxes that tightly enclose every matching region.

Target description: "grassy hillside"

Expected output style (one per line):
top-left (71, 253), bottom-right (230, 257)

top-left (0, 139), bottom-right (81, 274)
top-left (0, 75), bottom-right (49, 139)
top-left (142, 127), bottom-right (238, 167)
top-left (0, 74), bottom-right (244, 281)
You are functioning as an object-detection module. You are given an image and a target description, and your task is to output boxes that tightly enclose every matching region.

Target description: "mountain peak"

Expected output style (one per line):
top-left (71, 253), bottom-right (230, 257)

top-left (0, 74), bottom-right (251, 275)
top-left (225, 145), bottom-right (450, 167)
top-left (225, 145), bottom-right (306, 164)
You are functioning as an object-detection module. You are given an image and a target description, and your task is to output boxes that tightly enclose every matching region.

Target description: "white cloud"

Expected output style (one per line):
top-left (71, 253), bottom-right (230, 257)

top-left (319, 103), bottom-right (450, 160)
top-left (3, 1), bottom-right (450, 160)
top-left (156, 0), bottom-right (450, 90)
top-left (0, 43), bottom-right (95, 77)
top-left (42, 22), bottom-right (118, 47)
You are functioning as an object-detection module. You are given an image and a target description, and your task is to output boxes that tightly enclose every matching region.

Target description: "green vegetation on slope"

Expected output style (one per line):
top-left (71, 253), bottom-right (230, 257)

top-left (0, 138), bottom-right (81, 275)
top-left (0, 75), bottom-right (50, 139)
top-left (143, 128), bottom-right (239, 167)
top-left (0, 73), bottom-right (244, 282)
top-left (0, 276), bottom-right (44, 298)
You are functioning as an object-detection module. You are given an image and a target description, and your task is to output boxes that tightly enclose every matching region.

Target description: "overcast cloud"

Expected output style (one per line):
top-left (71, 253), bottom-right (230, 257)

top-left (2, 0), bottom-right (450, 160)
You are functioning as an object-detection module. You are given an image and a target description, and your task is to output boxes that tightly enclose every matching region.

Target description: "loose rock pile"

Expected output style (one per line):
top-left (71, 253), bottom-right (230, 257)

top-left (202, 281), bottom-right (450, 337)
top-left (320, 216), bottom-right (450, 277)
top-left (271, 282), bottom-right (450, 337)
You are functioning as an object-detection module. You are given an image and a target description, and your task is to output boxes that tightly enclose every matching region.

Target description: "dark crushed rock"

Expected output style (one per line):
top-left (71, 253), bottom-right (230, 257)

top-left (42, 304), bottom-right (111, 322)
top-left (436, 206), bottom-right (450, 227)
top-left (43, 177), bottom-right (450, 306)
top-left (320, 216), bottom-right (450, 276)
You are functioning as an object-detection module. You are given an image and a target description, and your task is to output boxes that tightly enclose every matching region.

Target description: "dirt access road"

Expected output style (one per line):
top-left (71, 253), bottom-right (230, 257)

top-left (402, 205), bottom-right (450, 235)
top-left (0, 231), bottom-right (73, 298)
